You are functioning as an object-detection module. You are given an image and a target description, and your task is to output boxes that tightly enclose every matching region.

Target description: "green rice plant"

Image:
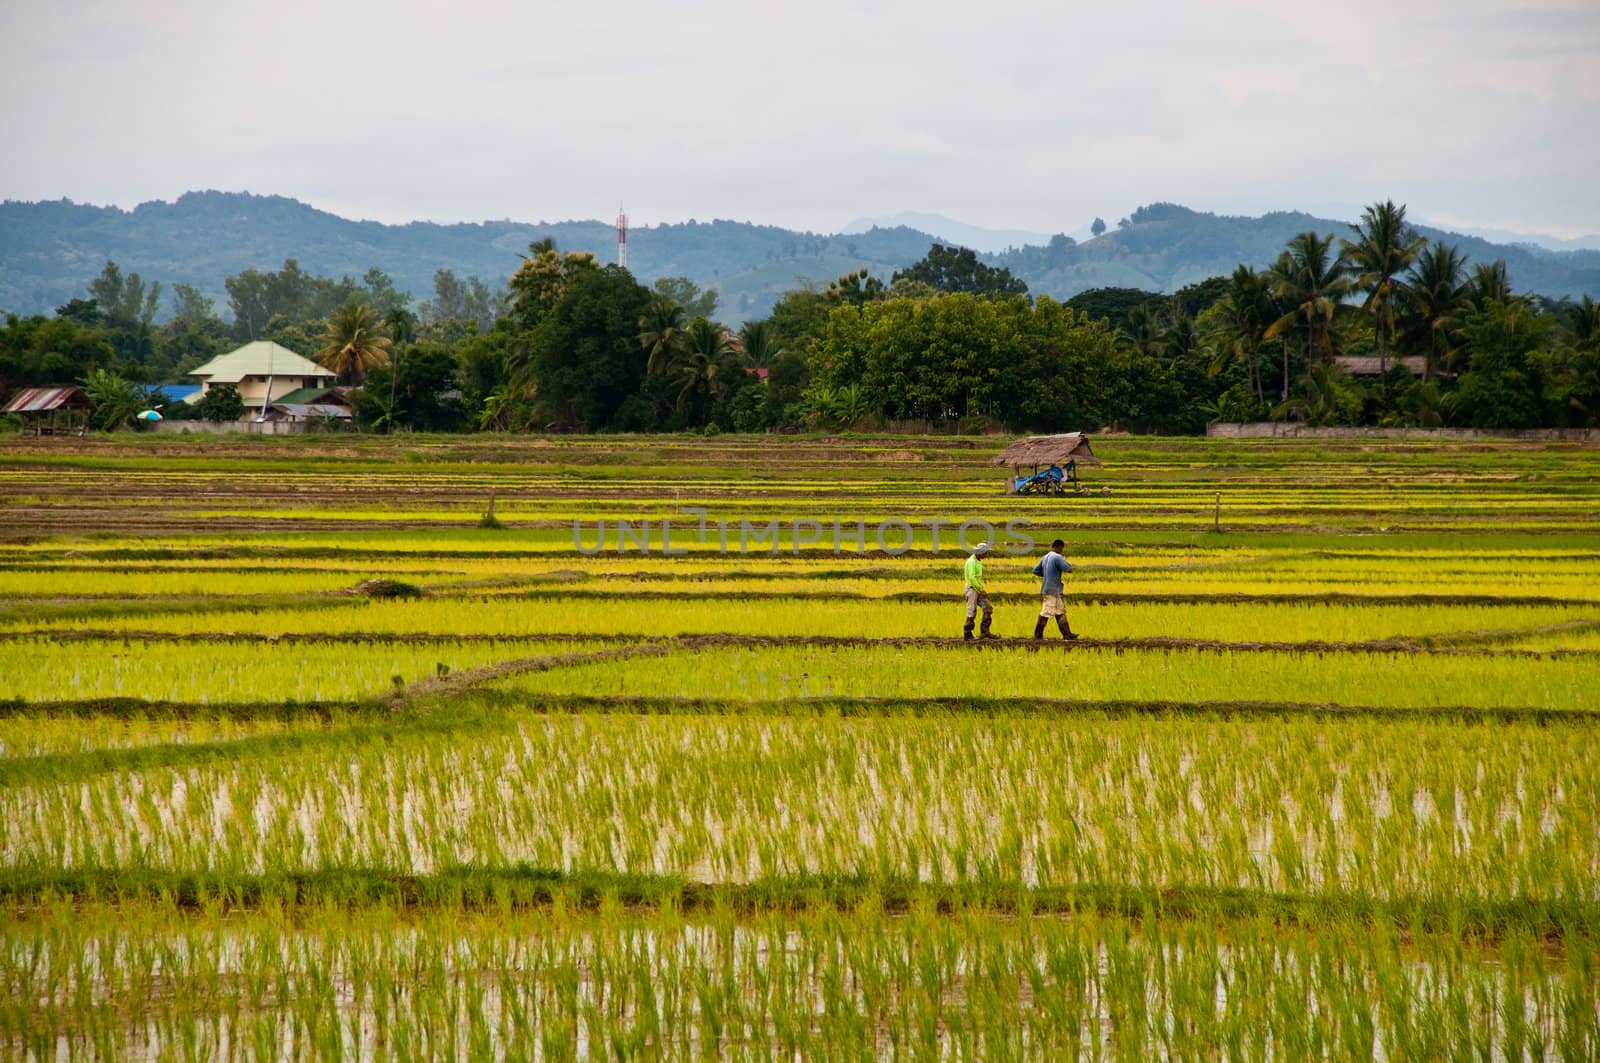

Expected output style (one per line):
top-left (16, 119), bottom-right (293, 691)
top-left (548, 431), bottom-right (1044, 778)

top-left (498, 643), bottom-right (1599, 711)
top-left (1, 900), bottom-right (1592, 1060)
top-left (11, 596), bottom-right (1592, 645)
top-left (2, 712), bottom-right (1593, 906)
top-left (0, 638), bottom-right (601, 703)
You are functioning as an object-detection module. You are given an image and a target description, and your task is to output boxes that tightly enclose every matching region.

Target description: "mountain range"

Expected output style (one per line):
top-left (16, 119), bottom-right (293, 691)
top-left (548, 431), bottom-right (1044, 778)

top-left (2, 192), bottom-right (1597, 325)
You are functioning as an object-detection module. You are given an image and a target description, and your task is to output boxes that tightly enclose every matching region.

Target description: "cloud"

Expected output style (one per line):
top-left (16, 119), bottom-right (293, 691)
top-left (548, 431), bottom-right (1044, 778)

top-left (2, 0), bottom-right (1595, 236)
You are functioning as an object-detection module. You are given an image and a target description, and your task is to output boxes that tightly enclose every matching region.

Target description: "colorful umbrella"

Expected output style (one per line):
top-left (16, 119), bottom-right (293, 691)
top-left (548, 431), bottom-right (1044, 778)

top-left (136, 409), bottom-right (164, 422)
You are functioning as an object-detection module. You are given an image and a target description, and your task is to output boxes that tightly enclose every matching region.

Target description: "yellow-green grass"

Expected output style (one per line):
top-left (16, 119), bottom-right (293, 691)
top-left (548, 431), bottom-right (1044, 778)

top-left (496, 643), bottom-right (1599, 711)
top-left (2, 901), bottom-right (1591, 1060)
top-left (0, 638), bottom-right (601, 704)
top-left (2, 713), bottom-right (1592, 904)
top-left (12, 596), bottom-right (1594, 646)
top-left (0, 713), bottom-right (315, 760)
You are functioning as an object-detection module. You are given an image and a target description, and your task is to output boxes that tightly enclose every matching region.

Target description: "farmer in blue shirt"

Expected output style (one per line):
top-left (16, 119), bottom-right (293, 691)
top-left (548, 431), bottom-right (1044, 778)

top-left (1031, 539), bottom-right (1079, 640)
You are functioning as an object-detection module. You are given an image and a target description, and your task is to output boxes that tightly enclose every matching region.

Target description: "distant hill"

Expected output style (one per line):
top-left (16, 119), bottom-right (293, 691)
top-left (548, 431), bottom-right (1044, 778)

top-left (841, 212), bottom-right (1054, 254)
top-left (994, 203), bottom-right (1600, 304)
top-left (2, 192), bottom-right (1596, 324)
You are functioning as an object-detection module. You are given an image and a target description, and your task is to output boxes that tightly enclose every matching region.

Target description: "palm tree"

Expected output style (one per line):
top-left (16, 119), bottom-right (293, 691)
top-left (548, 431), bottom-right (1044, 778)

top-left (1342, 200), bottom-right (1427, 376)
top-left (1272, 361), bottom-right (1350, 426)
top-left (381, 307), bottom-right (418, 431)
top-left (638, 294), bottom-right (687, 375)
top-left (671, 317), bottom-right (740, 411)
top-left (737, 319), bottom-right (783, 365)
top-left (1567, 295), bottom-right (1600, 353)
top-left (1264, 232), bottom-right (1353, 400)
top-left (316, 303), bottom-right (392, 383)
top-left (1469, 260), bottom-right (1513, 308)
top-left (1161, 310), bottom-right (1198, 365)
top-left (1116, 303), bottom-right (1162, 360)
top-left (1403, 243), bottom-right (1470, 381)
top-left (1206, 266), bottom-right (1274, 401)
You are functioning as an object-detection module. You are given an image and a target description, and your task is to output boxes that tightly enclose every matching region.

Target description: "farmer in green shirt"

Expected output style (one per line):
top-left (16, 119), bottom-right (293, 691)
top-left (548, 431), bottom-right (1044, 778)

top-left (963, 542), bottom-right (998, 640)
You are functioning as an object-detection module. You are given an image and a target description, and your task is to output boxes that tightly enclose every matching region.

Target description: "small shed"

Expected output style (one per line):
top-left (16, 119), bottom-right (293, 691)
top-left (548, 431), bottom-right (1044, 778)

top-left (995, 433), bottom-right (1100, 495)
top-left (1334, 355), bottom-right (1428, 378)
top-left (261, 401), bottom-right (353, 425)
top-left (2, 386), bottom-right (94, 436)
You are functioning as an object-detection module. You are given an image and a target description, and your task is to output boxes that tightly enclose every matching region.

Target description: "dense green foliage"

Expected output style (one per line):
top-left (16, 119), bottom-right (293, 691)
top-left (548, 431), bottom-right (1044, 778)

top-left (3, 201), bottom-right (1598, 434)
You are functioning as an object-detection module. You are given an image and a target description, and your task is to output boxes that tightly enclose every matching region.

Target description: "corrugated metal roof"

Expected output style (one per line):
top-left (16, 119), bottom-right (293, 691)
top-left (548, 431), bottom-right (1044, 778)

top-left (187, 342), bottom-right (336, 384)
top-left (2, 386), bottom-right (92, 413)
top-left (266, 402), bottom-right (352, 420)
top-left (159, 383), bottom-right (204, 404)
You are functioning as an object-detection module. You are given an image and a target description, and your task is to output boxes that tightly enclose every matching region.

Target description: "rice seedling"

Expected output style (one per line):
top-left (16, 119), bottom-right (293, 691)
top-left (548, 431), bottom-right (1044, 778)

top-left (3, 432), bottom-right (1598, 1055)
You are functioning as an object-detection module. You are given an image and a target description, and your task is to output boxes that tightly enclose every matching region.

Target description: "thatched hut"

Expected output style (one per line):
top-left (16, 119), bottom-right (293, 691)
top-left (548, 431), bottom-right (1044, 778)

top-left (995, 433), bottom-right (1100, 495)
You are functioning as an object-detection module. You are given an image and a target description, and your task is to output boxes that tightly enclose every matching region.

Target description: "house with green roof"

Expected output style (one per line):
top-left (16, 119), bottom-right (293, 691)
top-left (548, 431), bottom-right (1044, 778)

top-left (186, 341), bottom-right (337, 419)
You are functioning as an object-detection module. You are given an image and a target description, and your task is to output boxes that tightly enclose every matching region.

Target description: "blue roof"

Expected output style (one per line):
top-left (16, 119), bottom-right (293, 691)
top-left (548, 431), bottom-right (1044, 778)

top-left (157, 384), bottom-right (204, 404)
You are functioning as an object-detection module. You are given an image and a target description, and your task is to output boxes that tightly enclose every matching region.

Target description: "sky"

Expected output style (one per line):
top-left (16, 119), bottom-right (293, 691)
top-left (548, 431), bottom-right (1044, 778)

top-left (3, 0), bottom-right (1598, 238)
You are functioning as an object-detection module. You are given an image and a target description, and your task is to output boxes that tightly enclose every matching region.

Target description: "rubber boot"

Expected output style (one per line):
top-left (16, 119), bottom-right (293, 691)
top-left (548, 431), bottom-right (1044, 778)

top-left (963, 617), bottom-right (975, 640)
top-left (1033, 616), bottom-right (1048, 640)
top-left (1056, 616), bottom-right (1079, 641)
top-left (979, 614), bottom-right (999, 639)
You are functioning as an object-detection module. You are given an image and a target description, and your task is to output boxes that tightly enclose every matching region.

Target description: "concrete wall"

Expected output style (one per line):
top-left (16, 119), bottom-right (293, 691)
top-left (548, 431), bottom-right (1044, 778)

top-left (1206, 423), bottom-right (1600, 443)
top-left (152, 420), bottom-right (322, 435)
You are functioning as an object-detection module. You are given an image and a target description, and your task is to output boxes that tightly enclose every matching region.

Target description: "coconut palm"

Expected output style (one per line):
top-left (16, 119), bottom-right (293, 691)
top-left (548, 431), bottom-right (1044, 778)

top-left (1264, 232), bottom-right (1353, 399)
top-left (737, 319), bottom-right (783, 365)
top-left (1206, 266), bottom-right (1274, 401)
top-left (1116, 304), bottom-right (1162, 360)
top-left (1567, 295), bottom-right (1600, 353)
top-left (316, 303), bottom-right (392, 383)
top-left (1402, 243), bottom-right (1470, 381)
top-left (1342, 200), bottom-right (1427, 376)
top-left (671, 317), bottom-right (740, 411)
top-left (1161, 308), bottom-right (1198, 365)
top-left (1469, 260), bottom-right (1513, 308)
top-left (1272, 361), bottom-right (1351, 426)
top-left (384, 306), bottom-right (417, 346)
top-left (638, 294), bottom-right (687, 375)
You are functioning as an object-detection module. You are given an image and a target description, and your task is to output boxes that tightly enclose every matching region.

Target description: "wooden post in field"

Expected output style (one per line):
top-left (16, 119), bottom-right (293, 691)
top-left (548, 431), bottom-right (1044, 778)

top-left (1213, 492), bottom-right (1220, 532)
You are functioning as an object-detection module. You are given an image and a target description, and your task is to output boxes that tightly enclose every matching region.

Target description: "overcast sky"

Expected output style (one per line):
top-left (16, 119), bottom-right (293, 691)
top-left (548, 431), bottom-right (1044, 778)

top-left (4, 0), bottom-right (1597, 237)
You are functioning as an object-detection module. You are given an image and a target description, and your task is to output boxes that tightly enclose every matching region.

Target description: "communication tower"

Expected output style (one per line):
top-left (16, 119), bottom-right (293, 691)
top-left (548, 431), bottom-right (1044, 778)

top-left (616, 204), bottom-right (628, 269)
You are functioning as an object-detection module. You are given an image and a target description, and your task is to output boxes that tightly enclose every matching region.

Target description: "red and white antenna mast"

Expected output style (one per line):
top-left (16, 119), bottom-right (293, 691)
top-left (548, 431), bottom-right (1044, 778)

top-left (616, 204), bottom-right (628, 269)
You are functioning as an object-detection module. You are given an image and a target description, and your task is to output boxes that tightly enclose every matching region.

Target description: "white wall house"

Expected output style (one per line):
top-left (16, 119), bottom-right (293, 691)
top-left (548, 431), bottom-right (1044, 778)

top-left (186, 342), bottom-right (337, 419)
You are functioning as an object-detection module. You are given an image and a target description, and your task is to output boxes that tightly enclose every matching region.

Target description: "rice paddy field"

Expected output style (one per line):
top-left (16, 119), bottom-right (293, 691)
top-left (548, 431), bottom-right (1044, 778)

top-left (1, 431), bottom-right (1598, 1059)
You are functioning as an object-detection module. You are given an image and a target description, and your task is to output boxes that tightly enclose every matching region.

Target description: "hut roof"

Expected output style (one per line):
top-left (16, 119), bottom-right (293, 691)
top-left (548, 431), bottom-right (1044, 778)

top-left (3, 386), bottom-right (92, 414)
top-left (994, 433), bottom-right (1100, 467)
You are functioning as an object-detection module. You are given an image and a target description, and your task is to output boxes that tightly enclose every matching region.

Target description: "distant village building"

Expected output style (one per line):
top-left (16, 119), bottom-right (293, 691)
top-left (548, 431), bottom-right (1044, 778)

top-left (1334, 355), bottom-right (1429, 378)
top-left (2, 386), bottom-right (94, 435)
top-left (261, 386), bottom-right (354, 425)
top-left (186, 341), bottom-right (336, 420)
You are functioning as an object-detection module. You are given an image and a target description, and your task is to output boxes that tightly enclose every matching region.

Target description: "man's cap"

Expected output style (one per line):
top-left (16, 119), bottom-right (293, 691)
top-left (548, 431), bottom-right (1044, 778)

top-left (973, 542), bottom-right (991, 556)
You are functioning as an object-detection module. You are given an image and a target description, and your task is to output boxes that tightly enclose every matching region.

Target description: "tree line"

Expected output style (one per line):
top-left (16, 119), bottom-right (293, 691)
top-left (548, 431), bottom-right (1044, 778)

top-left (2, 201), bottom-right (1596, 433)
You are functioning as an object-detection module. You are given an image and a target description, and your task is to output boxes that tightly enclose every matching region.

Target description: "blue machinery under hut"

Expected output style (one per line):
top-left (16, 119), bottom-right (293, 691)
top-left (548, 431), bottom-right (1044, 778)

top-left (997, 432), bottom-right (1100, 495)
